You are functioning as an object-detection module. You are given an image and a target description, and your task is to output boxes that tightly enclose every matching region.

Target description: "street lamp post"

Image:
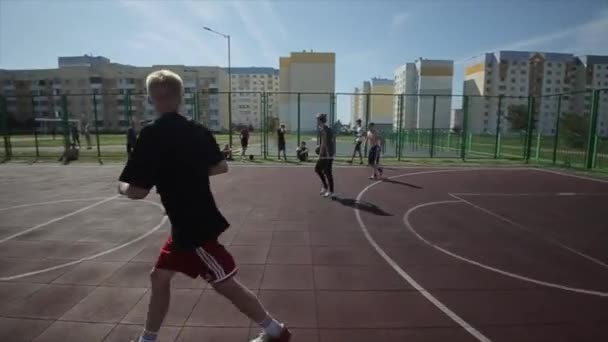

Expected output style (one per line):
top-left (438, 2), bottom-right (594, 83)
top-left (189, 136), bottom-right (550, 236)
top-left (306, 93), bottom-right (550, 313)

top-left (204, 26), bottom-right (232, 147)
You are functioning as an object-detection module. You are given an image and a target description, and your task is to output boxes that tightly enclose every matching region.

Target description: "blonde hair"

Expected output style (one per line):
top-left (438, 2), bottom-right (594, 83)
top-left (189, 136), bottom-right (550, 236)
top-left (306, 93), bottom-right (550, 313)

top-left (145, 69), bottom-right (184, 97)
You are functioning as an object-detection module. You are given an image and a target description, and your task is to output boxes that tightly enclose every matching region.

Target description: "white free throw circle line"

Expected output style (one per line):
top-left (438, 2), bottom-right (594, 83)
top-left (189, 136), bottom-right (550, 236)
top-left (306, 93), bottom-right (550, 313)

top-left (0, 198), bottom-right (167, 281)
top-left (0, 195), bottom-right (120, 244)
top-left (0, 197), bottom-right (109, 212)
top-left (354, 167), bottom-right (608, 341)
top-left (355, 168), bottom-right (492, 342)
top-left (402, 200), bottom-right (608, 297)
top-left (449, 193), bottom-right (608, 271)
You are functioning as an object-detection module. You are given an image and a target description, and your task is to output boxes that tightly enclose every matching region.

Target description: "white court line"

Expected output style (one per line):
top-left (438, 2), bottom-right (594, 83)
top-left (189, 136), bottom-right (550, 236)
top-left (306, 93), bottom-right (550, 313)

top-left (0, 199), bottom-right (167, 281)
top-left (402, 200), bottom-right (608, 297)
top-left (0, 195), bottom-right (119, 244)
top-left (0, 197), bottom-right (109, 212)
top-left (450, 193), bottom-right (608, 271)
top-left (535, 168), bottom-right (608, 184)
top-left (450, 192), bottom-right (608, 197)
top-left (355, 168), bottom-right (492, 342)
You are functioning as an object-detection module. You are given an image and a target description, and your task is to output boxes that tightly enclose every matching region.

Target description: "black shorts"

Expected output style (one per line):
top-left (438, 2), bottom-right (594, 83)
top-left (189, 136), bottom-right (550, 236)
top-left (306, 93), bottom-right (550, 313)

top-left (241, 138), bottom-right (248, 148)
top-left (354, 141), bottom-right (362, 152)
top-left (368, 145), bottom-right (381, 166)
top-left (278, 141), bottom-right (286, 151)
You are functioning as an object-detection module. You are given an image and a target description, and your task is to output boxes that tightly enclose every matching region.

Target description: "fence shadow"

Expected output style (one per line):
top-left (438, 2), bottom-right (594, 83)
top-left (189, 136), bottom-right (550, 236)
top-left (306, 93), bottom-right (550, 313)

top-left (333, 197), bottom-right (392, 216)
top-left (380, 178), bottom-right (423, 189)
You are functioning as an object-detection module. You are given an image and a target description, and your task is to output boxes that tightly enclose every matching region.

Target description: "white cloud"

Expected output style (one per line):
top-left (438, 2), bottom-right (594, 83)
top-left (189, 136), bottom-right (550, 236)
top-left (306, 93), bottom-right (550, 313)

top-left (391, 12), bottom-right (410, 29)
top-left (230, 1), bottom-right (280, 65)
top-left (455, 9), bottom-right (608, 65)
top-left (118, 0), bottom-right (225, 66)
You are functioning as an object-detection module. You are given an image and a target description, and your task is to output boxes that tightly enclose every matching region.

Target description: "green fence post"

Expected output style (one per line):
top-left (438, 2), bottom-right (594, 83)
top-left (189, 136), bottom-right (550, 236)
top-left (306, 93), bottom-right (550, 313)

top-left (430, 95), bottom-right (437, 157)
top-left (552, 94), bottom-right (562, 165)
top-left (262, 92), bottom-right (266, 159)
top-left (468, 133), bottom-right (473, 152)
top-left (535, 131), bottom-right (541, 162)
top-left (585, 90), bottom-right (600, 169)
top-left (0, 95), bottom-right (9, 161)
top-left (61, 95), bottom-right (70, 152)
top-left (592, 134), bottom-right (599, 168)
top-left (92, 94), bottom-right (103, 164)
top-left (460, 96), bottom-right (469, 160)
top-left (297, 93), bottom-right (301, 145)
top-left (124, 90), bottom-right (130, 129)
top-left (494, 95), bottom-right (503, 159)
top-left (524, 96), bottom-right (535, 163)
top-left (364, 93), bottom-right (371, 156)
top-left (32, 97), bottom-right (40, 160)
top-left (258, 93), bottom-right (264, 157)
top-left (397, 93), bottom-right (404, 160)
top-left (228, 90), bottom-right (233, 148)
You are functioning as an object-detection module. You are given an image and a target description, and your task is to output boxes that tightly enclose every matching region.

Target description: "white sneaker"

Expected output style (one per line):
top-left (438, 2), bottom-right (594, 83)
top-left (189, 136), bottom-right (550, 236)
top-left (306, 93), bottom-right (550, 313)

top-left (320, 188), bottom-right (327, 195)
top-left (323, 191), bottom-right (333, 198)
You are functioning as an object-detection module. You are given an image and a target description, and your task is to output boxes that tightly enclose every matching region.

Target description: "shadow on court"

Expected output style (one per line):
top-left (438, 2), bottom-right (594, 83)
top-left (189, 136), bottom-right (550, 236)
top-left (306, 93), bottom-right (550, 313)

top-left (333, 197), bottom-right (392, 216)
top-left (380, 178), bottom-right (423, 189)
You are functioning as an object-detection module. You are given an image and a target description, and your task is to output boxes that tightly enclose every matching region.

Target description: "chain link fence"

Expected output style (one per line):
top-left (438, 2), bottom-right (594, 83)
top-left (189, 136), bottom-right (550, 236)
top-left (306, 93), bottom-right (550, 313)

top-left (1, 89), bottom-right (607, 171)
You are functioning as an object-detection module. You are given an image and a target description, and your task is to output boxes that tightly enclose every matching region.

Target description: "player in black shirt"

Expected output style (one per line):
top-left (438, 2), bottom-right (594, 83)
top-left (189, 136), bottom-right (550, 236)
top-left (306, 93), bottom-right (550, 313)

top-left (315, 113), bottom-right (335, 198)
top-left (277, 124), bottom-right (287, 161)
top-left (119, 70), bottom-right (291, 342)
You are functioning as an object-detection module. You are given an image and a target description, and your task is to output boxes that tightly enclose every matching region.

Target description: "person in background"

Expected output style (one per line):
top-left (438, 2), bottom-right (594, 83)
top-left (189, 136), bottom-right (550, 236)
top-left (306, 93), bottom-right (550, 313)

top-left (296, 141), bottom-right (309, 162)
top-left (348, 119), bottom-right (364, 165)
top-left (277, 124), bottom-right (287, 161)
top-left (84, 122), bottom-right (92, 150)
top-left (222, 143), bottom-right (233, 161)
top-left (366, 122), bottom-right (383, 180)
top-left (315, 113), bottom-right (335, 198)
top-left (127, 123), bottom-right (137, 159)
top-left (58, 143), bottom-right (79, 165)
top-left (240, 127), bottom-right (249, 157)
top-left (71, 124), bottom-right (80, 147)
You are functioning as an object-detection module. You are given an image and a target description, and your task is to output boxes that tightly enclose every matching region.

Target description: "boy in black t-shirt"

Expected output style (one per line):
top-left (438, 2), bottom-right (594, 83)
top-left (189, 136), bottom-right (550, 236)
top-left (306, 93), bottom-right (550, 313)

top-left (277, 124), bottom-right (287, 161)
top-left (315, 113), bottom-right (335, 198)
top-left (119, 70), bottom-right (290, 342)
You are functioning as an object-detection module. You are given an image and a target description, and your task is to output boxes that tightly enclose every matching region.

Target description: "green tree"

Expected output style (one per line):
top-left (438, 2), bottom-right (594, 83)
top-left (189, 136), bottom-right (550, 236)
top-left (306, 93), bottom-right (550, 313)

top-left (506, 104), bottom-right (532, 132)
top-left (560, 112), bottom-right (588, 149)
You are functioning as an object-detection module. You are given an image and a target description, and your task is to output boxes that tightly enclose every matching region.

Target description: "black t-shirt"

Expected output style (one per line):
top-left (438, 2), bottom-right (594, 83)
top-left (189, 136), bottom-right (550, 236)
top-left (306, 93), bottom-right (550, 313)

top-left (119, 113), bottom-right (228, 250)
top-left (277, 128), bottom-right (286, 143)
top-left (320, 126), bottom-right (335, 157)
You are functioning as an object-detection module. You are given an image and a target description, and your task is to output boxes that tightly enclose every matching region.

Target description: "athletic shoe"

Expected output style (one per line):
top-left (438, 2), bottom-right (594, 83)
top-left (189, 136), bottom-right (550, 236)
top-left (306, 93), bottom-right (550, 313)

top-left (250, 326), bottom-right (292, 342)
top-left (323, 191), bottom-right (333, 198)
top-left (320, 188), bottom-right (327, 195)
top-left (369, 176), bottom-right (377, 180)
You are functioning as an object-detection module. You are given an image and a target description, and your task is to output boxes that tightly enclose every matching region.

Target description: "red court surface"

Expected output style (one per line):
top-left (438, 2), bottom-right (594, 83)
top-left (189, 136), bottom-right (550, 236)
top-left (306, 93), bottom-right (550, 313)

top-left (0, 164), bottom-right (607, 342)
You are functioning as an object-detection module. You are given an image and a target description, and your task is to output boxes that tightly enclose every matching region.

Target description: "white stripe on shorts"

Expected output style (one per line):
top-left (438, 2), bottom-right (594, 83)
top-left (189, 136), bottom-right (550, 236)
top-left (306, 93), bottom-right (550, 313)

top-left (195, 247), bottom-right (225, 279)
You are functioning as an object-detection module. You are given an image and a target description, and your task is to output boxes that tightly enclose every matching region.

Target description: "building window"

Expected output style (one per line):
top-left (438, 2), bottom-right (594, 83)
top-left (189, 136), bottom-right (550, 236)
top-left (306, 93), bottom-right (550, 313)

top-left (547, 62), bottom-right (552, 67)
top-left (520, 70), bottom-right (526, 75)
top-left (511, 86), bottom-right (516, 91)
top-left (547, 79), bottom-right (552, 84)
top-left (38, 80), bottom-right (46, 86)
top-left (555, 88), bottom-right (560, 92)
top-left (545, 87), bottom-right (551, 92)
top-left (483, 119), bottom-right (488, 125)
top-left (498, 85), bottom-right (506, 90)
top-left (520, 87), bottom-right (525, 92)
top-left (556, 79), bottom-right (561, 84)
top-left (511, 78), bottom-right (516, 83)
top-left (547, 71), bottom-right (552, 75)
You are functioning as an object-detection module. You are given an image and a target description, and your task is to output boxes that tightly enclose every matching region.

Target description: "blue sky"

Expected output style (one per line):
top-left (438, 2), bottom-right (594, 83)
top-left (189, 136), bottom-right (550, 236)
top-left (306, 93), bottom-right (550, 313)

top-left (1, 0), bottom-right (607, 122)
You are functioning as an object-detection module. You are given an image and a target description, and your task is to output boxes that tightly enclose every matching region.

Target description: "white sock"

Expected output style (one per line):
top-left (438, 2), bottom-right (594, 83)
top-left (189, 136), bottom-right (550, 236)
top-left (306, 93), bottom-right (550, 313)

top-left (258, 314), bottom-right (283, 338)
top-left (139, 330), bottom-right (157, 342)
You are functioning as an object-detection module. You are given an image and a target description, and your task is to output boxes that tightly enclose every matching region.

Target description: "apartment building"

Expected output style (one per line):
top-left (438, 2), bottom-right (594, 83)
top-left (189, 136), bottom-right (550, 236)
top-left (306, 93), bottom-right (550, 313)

top-left (368, 78), bottom-right (395, 130)
top-left (393, 59), bottom-right (454, 130)
top-left (0, 55), bottom-right (226, 132)
top-left (463, 51), bottom-right (608, 136)
top-left (279, 51), bottom-right (336, 131)
top-left (228, 67), bottom-right (279, 129)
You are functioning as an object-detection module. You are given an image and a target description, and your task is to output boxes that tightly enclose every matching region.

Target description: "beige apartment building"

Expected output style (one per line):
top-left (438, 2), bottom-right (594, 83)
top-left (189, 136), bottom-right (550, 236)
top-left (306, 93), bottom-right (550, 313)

top-left (228, 67), bottom-right (279, 129)
top-left (279, 51), bottom-right (336, 131)
top-left (464, 51), bottom-right (608, 136)
top-left (0, 55), bottom-right (227, 132)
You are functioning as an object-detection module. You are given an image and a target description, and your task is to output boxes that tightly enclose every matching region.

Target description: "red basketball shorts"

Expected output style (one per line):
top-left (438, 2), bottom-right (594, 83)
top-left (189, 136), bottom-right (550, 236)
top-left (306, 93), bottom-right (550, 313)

top-left (155, 236), bottom-right (237, 283)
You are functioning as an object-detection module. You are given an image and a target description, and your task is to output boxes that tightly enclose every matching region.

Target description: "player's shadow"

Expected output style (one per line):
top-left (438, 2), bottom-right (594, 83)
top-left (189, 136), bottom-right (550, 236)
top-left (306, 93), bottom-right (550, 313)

top-left (333, 197), bottom-right (392, 216)
top-left (380, 178), bottom-right (423, 189)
